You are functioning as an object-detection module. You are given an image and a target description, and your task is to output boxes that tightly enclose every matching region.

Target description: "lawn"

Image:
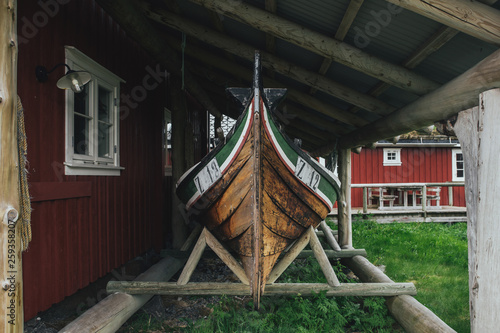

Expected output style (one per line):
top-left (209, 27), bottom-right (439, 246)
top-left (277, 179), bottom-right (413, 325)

top-left (351, 219), bottom-right (470, 332)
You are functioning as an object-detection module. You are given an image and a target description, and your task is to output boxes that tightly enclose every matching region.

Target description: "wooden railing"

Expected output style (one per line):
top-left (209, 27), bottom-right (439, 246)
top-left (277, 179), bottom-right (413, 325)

top-left (351, 182), bottom-right (465, 213)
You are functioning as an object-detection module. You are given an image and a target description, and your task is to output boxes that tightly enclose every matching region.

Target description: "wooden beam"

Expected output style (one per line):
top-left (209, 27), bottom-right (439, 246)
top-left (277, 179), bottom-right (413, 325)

top-left (297, 249), bottom-right (367, 259)
top-left (344, 255), bottom-right (454, 332)
top-left (454, 90), bottom-right (500, 331)
top-left (267, 229), bottom-right (311, 284)
top-left (167, 34), bottom-right (367, 129)
top-left (320, 221), bottom-right (342, 251)
top-left (107, 281), bottom-right (416, 297)
top-left (309, 227), bottom-right (341, 287)
top-left (337, 47), bottom-right (500, 149)
top-left (385, 0), bottom-right (500, 46)
top-left (140, 3), bottom-right (397, 117)
top-left (264, 0), bottom-right (277, 55)
top-left (95, 0), bottom-right (222, 118)
top-left (0, 1), bottom-right (23, 331)
top-left (311, 0), bottom-right (364, 94)
top-left (204, 228), bottom-right (249, 285)
top-left (185, 0), bottom-right (439, 95)
top-left (346, 25), bottom-right (459, 117)
top-left (337, 149), bottom-right (352, 248)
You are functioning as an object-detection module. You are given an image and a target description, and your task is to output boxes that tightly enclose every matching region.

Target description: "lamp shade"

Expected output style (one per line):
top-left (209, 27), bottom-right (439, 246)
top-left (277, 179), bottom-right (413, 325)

top-left (56, 70), bottom-right (92, 93)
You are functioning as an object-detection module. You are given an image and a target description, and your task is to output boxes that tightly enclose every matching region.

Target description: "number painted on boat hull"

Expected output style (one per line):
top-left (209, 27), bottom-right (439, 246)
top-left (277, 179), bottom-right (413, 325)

top-left (295, 156), bottom-right (320, 192)
top-left (194, 159), bottom-right (222, 194)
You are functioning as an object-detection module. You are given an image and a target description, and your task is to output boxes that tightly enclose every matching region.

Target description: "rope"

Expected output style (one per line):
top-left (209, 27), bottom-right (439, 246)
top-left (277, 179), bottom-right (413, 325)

top-left (17, 96), bottom-right (32, 251)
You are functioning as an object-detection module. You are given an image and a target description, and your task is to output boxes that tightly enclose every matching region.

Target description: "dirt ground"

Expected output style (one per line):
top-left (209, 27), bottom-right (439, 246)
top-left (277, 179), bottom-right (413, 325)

top-left (24, 255), bottom-right (237, 332)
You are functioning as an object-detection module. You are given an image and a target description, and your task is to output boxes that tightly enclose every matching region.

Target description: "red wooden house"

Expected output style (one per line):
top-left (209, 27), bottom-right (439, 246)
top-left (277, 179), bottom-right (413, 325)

top-left (16, 1), bottom-right (209, 320)
top-left (350, 135), bottom-right (466, 209)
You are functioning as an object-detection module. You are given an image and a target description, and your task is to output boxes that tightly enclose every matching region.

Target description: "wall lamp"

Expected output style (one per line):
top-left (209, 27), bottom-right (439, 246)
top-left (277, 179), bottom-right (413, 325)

top-left (35, 63), bottom-right (91, 93)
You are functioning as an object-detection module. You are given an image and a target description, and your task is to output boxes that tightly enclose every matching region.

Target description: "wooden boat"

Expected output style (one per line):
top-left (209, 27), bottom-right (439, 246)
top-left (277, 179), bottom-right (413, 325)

top-left (176, 51), bottom-right (340, 305)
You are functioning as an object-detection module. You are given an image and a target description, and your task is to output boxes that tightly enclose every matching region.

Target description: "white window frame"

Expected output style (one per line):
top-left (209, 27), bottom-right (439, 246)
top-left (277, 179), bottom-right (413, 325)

top-left (383, 148), bottom-right (402, 166)
top-left (63, 46), bottom-right (125, 176)
top-left (452, 149), bottom-right (465, 181)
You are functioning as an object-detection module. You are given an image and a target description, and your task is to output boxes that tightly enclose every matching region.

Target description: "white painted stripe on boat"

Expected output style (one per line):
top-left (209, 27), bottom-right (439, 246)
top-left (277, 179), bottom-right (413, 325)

top-left (262, 104), bottom-right (334, 211)
top-left (262, 104), bottom-right (295, 171)
top-left (220, 101), bottom-right (254, 173)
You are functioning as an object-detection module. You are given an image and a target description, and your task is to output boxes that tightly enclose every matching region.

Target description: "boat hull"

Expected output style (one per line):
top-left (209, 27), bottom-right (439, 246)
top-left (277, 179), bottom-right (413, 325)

top-left (176, 53), bottom-right (339, 306)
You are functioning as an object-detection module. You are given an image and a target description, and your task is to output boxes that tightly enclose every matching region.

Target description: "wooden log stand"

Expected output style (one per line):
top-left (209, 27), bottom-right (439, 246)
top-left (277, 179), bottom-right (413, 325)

top-left (107, 225), bottom-right (416, 301)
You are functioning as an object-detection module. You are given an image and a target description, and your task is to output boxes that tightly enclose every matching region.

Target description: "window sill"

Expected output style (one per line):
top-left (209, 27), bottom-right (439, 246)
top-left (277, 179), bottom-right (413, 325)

top-left (64, 162), bottom-right (124, 176)
top-left (383, 162), bottom-right (402, 166)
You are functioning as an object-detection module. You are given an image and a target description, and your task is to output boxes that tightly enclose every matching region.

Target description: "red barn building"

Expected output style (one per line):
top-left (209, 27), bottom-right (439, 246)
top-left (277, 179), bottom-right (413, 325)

top-left (16, 1), bottom-right (207, 320)
top-left (350, 135), bottom-right (466, 209)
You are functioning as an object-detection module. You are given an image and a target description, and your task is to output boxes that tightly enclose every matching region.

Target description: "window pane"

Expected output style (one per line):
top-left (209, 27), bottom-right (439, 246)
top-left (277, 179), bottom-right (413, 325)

top-left (98, 122), bottom-right (111, 158)
top-left (74, 85), bottom-right (89, 116)
top-left (98, 86), bottom-right (111, 122)
top-left (74, 114), bottom-right (90, 155)
top-left (457, 170), bottom-right (464, 178)
top-left (457, 153), bottom-right (463, 162)
top-left (98, 86), bottom-right (112, 158)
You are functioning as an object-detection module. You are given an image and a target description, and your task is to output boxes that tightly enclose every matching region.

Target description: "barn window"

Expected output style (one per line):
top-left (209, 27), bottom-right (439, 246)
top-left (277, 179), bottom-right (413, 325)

top-left (452, 149), bottom-right (464, 181)
top-left (383, 148), bottom-right (401, 166)
top-left (63, 46), bottom-right (124, 176)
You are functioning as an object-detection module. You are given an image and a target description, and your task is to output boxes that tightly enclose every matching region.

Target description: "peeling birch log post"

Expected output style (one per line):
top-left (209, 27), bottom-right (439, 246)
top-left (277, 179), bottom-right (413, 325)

top-left (0, 1), bottom-right (24, 331)
top-left (337, 148), bottom-right (352, 249)
top-left (344, 255), bottom-right (455, 333)
top-left (454, 89), bottom-right (500, 332)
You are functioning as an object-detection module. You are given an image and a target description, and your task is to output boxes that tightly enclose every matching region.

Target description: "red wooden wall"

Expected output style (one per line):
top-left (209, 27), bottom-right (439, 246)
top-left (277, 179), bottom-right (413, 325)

top-left (350, 147), bottom-right (466, 208)
top-left (18, 1), bottom-right (168, 320)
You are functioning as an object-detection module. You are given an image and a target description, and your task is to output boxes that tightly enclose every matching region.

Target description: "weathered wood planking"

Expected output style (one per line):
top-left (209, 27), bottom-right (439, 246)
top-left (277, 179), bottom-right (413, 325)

top-left (454, 89), bottom-right (500, 332)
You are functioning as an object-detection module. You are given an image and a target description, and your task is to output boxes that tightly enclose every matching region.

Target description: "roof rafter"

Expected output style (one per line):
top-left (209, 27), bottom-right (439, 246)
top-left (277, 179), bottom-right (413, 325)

top-left (310, 0), bottom-right (364, 95)
top-left (385, 0), bottom-right (500, 46)
top-left (160, 31), bottom-right (365, 129)
top-left (95, 0), bottom-right (222, 118)
top-left (337, 47), bottom-right (500, 149)
top-left (185, 0), bottom-right (440, 95)
top-left (140, 2), bottom-right (396, 117)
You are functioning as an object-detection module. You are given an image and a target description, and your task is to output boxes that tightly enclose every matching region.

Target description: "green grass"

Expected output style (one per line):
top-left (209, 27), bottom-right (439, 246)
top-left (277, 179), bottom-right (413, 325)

top-left (351, 218), bottom-right (469, 332)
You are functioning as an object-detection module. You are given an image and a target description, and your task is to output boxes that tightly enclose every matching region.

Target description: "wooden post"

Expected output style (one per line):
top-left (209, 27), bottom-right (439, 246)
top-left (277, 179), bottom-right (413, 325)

top-left (0, 1), bottom-right (23, 331)
top-left (337, 149), bottom-right (352, 248)
top-left (171, 84), bottom-right (189, 248)
top-left (362, 187), bottom-right (368, 214)
top-left (448, 186), bottom-right (454, 207)
top-left (421, 184), bottom-right (427, 212)
top-left (454, 88), bottom-right (500, 332)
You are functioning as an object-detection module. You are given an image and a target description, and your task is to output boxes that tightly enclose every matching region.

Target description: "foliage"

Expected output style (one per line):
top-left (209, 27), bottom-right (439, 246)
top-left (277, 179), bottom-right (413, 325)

top-left (181, 259), bottom-right (397, 333)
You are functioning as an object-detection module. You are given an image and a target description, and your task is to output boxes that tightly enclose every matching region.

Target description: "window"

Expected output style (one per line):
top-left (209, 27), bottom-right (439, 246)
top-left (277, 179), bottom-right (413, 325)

top-left (64, 46), bottom-right (125, 176)
top-left (383, 148), bottom-right (402, 166)
top-left (452, 149), bottom-right (464, 181)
